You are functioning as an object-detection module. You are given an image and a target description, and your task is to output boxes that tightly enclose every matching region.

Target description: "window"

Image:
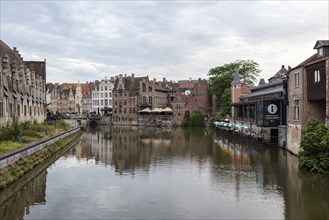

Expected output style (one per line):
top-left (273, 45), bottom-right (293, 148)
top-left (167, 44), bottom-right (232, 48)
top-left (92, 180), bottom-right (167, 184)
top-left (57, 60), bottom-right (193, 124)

top-left (142, 84), bottom-right (146, 92)
top-left (294, 72), bottom-right (299, 88)
top-left (101, 93), bottom-right (103, 98)
top-left (149, 86), bottom-right (152, 92)
top-left (105, 99), bottom-right (108, 106)
top-left (105, 86), bottom-right (108, 91)
top-left (100, 86), bottom-right (103, 91)
top-left (294, 99), bottom-right (299, 120)
top-left (149, 96), bottom-right (152, 105)
top-left (105, 93), bottom-right (107, 98)
top-left (109, 92), bottom-right (112, 98)
top-left (101, 100), bottom-right (103, 105)
top-left (142, 96), bottom-right (146, 104)
top-left (314, 70), bottom-right (320, 82)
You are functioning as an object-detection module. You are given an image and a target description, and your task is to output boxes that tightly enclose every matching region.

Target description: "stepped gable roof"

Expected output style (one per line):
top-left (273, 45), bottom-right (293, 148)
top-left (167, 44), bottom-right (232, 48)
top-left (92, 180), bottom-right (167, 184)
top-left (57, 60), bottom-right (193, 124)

top-left (232, 67), bottom-right (242, 84)
top-left (113, 75), bottom-right (134, 91)
top-left (0, 40), bottom-right (24, 65)
top-left (58, 83), bottom-right (76, 96)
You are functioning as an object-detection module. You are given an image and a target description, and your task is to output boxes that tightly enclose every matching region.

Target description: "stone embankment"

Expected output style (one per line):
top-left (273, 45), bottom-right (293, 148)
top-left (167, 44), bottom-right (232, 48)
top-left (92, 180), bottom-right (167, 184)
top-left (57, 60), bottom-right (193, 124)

top-left (0, 127), bottom-right (81, 189)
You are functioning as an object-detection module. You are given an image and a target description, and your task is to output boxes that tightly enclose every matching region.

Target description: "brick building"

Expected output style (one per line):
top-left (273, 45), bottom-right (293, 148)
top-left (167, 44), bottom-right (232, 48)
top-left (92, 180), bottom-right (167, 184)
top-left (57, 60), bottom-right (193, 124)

top-left (112, 74), bottom-right (140, 125)
top-left (287, 40), bottom-right (329, 154)
top-left (171, 78), bottom-right (211, 125)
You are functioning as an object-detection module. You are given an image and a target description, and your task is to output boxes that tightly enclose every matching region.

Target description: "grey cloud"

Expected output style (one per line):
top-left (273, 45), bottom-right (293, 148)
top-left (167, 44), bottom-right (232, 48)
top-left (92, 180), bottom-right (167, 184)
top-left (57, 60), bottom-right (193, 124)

top-left (1, 1), bottom-right (328, 83)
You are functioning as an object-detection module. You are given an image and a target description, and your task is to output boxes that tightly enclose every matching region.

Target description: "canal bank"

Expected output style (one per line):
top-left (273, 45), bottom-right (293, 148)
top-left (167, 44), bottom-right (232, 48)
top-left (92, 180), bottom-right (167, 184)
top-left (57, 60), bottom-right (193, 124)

top-left (0, 136), bottom-right (81, 219)
top-left (0, 127), bottom-right (82, 189)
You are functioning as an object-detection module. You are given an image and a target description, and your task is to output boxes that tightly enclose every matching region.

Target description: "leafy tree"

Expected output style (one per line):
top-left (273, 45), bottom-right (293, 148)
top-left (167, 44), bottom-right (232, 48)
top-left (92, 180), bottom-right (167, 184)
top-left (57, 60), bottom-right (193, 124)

top-left (208, 59), bottom-right (261, 116)
top-left (191, 110), bottom-right (205, 127)
top-left (299, 119), bottom-right (329, 173)
top-left (181, 111), bottom-right (191, 127)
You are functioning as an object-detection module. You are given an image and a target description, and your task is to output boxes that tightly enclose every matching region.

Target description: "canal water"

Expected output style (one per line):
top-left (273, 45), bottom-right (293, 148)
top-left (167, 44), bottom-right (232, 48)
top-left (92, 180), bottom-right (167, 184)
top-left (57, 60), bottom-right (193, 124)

top-left (0, 126), bottom-right (328, 219)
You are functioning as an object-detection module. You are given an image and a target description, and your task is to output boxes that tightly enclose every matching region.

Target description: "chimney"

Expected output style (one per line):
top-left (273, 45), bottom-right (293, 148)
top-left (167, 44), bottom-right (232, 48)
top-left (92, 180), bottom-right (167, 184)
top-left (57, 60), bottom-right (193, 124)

top-left (132, 73), bottom-right (135, 79)
top-left (163, 77), bottom-right (166, 82)
top-left (282, 65), bottom-right (285, 68)
top-left (153, 78), bottom-right (156, 82)
top-left (13, 47), bottom-right (17, 52)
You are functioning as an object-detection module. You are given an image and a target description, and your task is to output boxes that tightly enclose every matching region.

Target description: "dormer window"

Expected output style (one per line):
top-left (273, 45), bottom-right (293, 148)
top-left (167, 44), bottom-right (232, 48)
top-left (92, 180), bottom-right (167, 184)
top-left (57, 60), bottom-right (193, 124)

top-left (318, 47), bottom-right (324, 56)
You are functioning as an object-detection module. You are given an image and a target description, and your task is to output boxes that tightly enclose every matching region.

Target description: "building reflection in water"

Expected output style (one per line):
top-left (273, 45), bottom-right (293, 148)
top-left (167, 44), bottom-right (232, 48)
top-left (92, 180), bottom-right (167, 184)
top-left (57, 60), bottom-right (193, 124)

top-left (0, 170), bottom-right (47, 219)
top-left (213, 132), bottom-right (329, 220)
top-left (71, 126), bottom-right (215, 175)
top-left (1, 126), bottom-right (328, 219)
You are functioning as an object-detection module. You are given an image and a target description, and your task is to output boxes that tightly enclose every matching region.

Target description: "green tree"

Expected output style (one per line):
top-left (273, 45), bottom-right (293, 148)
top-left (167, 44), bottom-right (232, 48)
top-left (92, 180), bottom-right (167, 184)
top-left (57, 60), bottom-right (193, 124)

top-left (299, 119), bottom-right (329, 173)
top-left (191, 110), bottom-right (205, 127)
top-left (181, 110), bottom-right (191, 127)
top-left (208, 59), bottom-right (261, 116)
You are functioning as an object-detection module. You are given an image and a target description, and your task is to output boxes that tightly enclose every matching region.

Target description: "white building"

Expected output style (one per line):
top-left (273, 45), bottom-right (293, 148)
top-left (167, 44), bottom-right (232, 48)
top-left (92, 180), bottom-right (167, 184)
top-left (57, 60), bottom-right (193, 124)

top-left (92, 77), bottom-right (115, 114)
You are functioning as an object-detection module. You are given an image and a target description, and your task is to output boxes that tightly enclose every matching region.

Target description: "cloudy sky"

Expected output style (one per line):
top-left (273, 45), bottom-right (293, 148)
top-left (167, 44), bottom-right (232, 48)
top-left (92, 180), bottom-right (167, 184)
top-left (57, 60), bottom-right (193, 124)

top-left (1, 0), bottom-right (328, 84)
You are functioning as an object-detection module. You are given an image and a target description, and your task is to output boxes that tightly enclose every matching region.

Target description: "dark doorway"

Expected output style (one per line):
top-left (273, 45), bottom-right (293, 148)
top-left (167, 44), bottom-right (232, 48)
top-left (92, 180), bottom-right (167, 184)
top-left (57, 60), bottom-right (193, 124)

top-left (270, 129), bottom-right (278, 144)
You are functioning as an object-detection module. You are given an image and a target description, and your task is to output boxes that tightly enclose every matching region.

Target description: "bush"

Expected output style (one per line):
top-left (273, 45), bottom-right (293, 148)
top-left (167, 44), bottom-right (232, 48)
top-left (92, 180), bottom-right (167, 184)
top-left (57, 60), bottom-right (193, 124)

top-left (191, 110), bottom-right (206, 127)
top-left (181, 110), bottom-right (205, 127)
top-left (181, 111), bottom-right (191, 127)
top-left (57, 120), bottom-right (70, 131)
top-left (299, 119), bottom-right (329, 173)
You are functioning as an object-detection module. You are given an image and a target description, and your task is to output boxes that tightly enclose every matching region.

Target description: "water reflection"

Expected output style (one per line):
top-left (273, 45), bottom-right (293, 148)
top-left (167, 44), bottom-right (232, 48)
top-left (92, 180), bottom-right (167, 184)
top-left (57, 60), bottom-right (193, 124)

top-left (0, 126), bottom-right (328, 219)
top-left (0, 170), bottom-right (47, 220)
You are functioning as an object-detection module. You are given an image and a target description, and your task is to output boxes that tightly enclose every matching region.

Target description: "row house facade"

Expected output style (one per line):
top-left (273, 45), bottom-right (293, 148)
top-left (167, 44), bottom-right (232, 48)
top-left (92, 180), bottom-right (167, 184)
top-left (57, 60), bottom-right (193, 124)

top-left (47, 81), bottom-right (95, 114)
top-left (287, 40), bottom-right (329, 154)
top-left (81, 82), bottom-right (95, 114)
top-left (112, 74), bottom-right (213, 126)
top-left (0, 40), bottom-right (47, 128)
top-left (91, 78), bottom-right (115, 114)
top-left (112, 74), bottom-right (140, 125)
top-left (139, 77), bottom-right (178, 110)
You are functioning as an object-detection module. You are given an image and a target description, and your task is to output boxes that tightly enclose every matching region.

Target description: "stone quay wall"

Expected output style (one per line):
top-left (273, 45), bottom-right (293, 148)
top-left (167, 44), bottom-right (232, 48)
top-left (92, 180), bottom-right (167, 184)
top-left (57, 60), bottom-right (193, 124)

top-left (0, 127), bottom-right (80, 169)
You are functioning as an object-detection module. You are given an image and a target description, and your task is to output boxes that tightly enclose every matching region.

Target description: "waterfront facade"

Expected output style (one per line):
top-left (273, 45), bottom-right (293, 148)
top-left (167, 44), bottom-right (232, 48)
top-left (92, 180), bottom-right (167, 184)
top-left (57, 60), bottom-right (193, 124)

top-left (47, 81), bottom-right (95, 114)
top-left (171, 78), bottom-right (212, 125)
top-left (92, 78), bottom-right (115, 114)
top-left (231, 65), bottom-right (288, 145)
top-left (0, 40), bottom-right (47, 128)
top-left (287, 40), bottom-right (329, 154)
top-left (112, 74), bottom-right (140, 125)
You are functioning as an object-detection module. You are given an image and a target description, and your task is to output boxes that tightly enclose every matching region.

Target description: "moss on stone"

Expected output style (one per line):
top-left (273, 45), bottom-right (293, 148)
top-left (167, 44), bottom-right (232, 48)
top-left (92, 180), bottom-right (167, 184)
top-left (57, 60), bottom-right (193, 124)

top-left (0, 131), bottom-right (81, 190)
